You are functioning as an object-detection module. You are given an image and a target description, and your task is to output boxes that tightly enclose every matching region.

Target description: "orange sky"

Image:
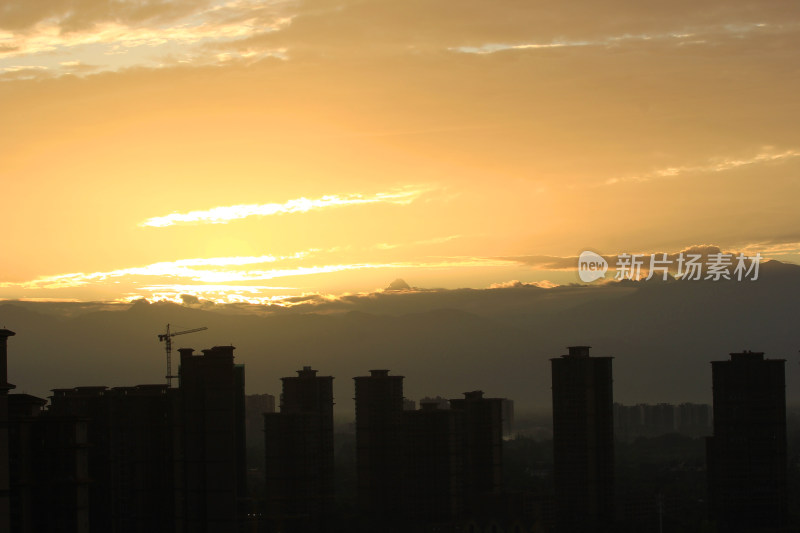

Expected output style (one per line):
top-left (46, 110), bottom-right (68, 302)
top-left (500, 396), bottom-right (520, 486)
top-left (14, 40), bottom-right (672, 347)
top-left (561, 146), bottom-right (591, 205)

top-left (2, 0), bottom-right (800, 304)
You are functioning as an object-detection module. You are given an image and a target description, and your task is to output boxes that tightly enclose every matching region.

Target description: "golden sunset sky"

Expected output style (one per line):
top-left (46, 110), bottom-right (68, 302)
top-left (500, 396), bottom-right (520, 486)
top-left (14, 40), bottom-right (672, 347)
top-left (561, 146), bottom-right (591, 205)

top-left (2, 0), bottom-right (800, 304)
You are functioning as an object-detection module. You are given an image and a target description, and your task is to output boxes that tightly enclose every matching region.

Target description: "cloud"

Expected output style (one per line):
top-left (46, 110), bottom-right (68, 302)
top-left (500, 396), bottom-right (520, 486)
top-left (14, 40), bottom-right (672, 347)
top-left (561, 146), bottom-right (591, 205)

top-left (501, 244), bottom-right (762, 272)
top-left (498, 243), bottom-right (800, 282)
top-left (5, 0), bottom-right (797, 79)
top-left (450, 31), bottom-right (697, 56)
top-left (139, 186), bottom-right (432, 227)
top-left (0, 252), bottom-right (515, 293)
top-left (0, 0), bottom-right (296, 33)
top-left (448, 21), bottom-right (795, 56)
top-left (605, 147), bottom-right (800, 185)
top-left (374, 234), bottom-right (462, 250)
top-left (0, 0), bottom-right (293, 77)
top-left (11, 243), bottom-right (776, 295)
top-left (488, 280), bottom-right (557, 289)
top-left (0, 64), bottom-right (49, 81)
top-left (738, 240), bottom-right (800, 256)
top-left (1, 17), bottom-right (288, 57)
top-left (240, 0), bottom-right (800, 61)
top-left (0, 251), bottom-right (314, 289)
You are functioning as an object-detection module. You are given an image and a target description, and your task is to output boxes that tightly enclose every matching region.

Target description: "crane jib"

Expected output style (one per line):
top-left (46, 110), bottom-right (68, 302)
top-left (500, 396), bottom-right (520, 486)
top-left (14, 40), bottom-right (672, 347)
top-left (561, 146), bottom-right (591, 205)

top-left (158, 323), bottom-right (209, 388)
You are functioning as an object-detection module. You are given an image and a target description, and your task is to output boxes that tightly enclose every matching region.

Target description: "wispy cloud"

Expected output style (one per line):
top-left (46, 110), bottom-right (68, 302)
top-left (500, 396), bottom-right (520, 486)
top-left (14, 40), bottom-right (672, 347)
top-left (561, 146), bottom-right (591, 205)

top-left (451, 41), bottom-right (584, 55)
top-left (501, 242), bottom-right (800, 278)
top-left (604, 148), bottom-right (800, 186)
top-left (139, 186), bottom-right (432, 227)
top-left (450, 23), bottom-right (774, 55)
top-left (374, 234), bottom-right (462, 250)
top-left (738, 240), bottom-right (800, 257)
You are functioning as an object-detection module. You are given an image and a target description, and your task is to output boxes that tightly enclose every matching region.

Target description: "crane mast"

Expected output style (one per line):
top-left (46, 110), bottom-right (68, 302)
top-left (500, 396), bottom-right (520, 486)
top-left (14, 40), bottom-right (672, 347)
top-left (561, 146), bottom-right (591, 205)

top-left (157, 323), bottom-right (208, 387)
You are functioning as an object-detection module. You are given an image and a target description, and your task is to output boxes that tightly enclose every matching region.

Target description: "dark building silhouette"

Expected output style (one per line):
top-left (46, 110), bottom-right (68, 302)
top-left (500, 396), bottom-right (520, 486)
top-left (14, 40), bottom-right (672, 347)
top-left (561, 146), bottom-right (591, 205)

top-left (47, 384), bottom-right (178, 533)
top-left (354, 369), bottom-right (405, 523)
top-left (0, 329), bottom-right (15, 533)
top-left (104, 385), bottom-right (177, 532)
top-left (48, 385), bottom-right (131, 531)
top-left (8, 394), bottom-right (46, 533)
top-left (9, 344), bottom-right (247, 533)
top-left (3, 330), bottom-right (92, 533)
top-left (706, 351), bottom-right (787, 532)
top-left (1, 330), bottom-right (247, 532)
top-left (264, 366), bottom-right (334, 532)
top-left (355, 374), bottom-right (510, 529)
top-left (402, 401), bottom-right (466, 523)
top-left (551, 345), bottom-right (614, 533)
top-left (449, 391), bottom-right (503, 500)
top-left (9, 393), bottom-right (90, 533)
top-left (177, 345), bottom-right (246, 533)
top-left (402, 390), bottom-right (505, 526)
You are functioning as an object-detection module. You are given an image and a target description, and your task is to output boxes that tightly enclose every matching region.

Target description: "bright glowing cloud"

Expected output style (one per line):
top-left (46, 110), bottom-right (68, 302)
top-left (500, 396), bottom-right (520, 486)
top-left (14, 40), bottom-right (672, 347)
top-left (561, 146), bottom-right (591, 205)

top-left (139, 187), bottom-right (432, 227)
top-left (2, 253), bottom-right (514, 291)
top-left (0, 251), bottom-right (314, 290)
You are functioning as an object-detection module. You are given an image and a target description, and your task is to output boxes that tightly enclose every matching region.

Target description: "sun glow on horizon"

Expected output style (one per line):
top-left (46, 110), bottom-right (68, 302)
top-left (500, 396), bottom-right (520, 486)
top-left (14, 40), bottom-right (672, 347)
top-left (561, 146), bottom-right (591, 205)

top-left (0, 249), bottom-right (520, 304)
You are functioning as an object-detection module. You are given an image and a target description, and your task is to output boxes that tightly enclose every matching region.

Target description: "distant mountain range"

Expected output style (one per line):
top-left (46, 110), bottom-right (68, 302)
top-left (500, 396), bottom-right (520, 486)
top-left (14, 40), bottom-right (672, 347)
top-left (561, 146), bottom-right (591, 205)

top-left (2, 260), bottom-right (799, 413)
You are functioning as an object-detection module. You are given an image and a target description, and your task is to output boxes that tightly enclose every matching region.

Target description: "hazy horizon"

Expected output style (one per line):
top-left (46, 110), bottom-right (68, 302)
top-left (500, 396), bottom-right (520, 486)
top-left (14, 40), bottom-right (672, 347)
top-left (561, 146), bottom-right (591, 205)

top-left (3, 259), bottom-right (799, 414)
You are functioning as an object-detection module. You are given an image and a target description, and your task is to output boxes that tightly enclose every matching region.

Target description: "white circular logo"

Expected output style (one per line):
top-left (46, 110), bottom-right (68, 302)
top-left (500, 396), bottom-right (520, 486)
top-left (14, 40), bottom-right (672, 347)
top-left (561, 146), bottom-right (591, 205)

top-left (578, 251), bottom-right (608, 282)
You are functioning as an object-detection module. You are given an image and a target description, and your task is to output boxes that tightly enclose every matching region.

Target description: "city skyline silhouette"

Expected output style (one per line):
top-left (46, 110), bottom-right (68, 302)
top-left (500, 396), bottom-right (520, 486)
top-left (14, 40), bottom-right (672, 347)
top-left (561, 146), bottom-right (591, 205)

top-left (2, 327), bottom-right (798, 532)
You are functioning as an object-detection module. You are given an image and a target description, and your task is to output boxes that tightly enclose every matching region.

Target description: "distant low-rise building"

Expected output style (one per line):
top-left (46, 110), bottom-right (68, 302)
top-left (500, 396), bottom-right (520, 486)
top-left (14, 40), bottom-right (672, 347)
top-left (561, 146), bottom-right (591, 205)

top-left (245, 393), bottom-right (275, 447)
top-left (614, 402), bottom-right (712, 440)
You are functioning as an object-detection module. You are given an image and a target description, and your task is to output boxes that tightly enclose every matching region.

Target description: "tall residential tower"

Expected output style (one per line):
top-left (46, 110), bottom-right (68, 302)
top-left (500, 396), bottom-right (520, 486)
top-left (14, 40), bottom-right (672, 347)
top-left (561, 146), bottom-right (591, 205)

top-left (706, 351), bottom-right (787, 532)
top-left (551, 346), bottom-right (614, 533)
top-left (264, 366), bottom-right (335, 532)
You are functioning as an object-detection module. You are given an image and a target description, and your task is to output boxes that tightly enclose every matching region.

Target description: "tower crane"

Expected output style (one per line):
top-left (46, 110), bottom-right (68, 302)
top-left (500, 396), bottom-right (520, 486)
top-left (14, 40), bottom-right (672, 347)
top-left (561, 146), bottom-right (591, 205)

top-left (158, 324), bottom-right (208, 387)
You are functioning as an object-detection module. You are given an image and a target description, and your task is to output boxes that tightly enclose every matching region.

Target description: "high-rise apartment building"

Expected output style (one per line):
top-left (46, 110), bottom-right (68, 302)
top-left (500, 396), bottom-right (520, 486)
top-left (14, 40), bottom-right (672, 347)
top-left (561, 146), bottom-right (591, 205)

top-left (551, 346), bottom-right (614, 533)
